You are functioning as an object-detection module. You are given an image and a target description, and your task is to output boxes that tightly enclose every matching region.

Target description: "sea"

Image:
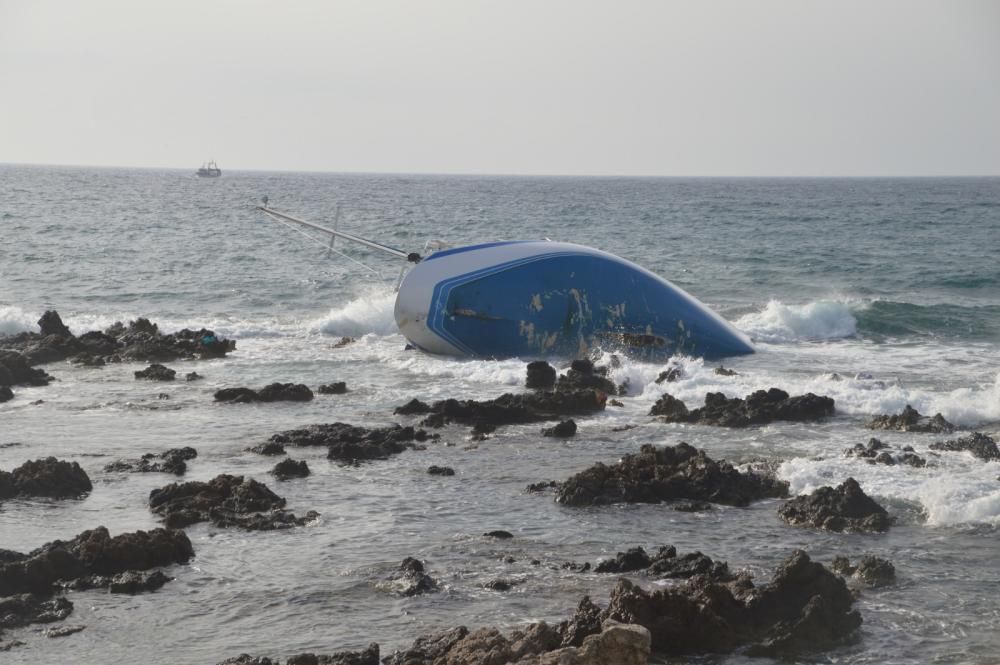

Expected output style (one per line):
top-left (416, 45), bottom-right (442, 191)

top-left (1, 165), bottom-right (998, 664)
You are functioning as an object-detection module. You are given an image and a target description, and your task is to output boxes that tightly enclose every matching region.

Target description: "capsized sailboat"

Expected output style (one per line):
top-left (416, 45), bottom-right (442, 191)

top-left (255, 201), bottom-right (754, 360)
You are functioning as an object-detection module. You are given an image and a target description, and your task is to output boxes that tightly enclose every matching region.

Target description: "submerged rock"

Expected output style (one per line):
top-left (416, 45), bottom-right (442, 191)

top-left (845, 438), bottom-right (926, 467)
top-left (104, 447), bottom-right (197, 476)
top-left (542, 419), bottom-right (577, 438)
top-left (652, 389), bottom-right (835, 427)
top-left (149, 474), bottom-right (316, 530)
top-left (215, 383), bottom-right (314, 403)
top-left (134, 364), bottom-right (176, 381)
top-left (867, 404), bottom-right (955, 434)
top-left (270, 459), bottom-right (310, 480)
top-left (248, 442), bottom-right (287, 456)
top-left (267, 422), bottom-right (433, 462)
top-left (778, 478), bottom-right (891, 533)
top-left (930, 432), bottom-right (999, 462)
top-left (831, 555), bottom-right (895, 588)
top-left (412, 389), bottom-right (606, 430)
top-left (380, 558), bottom-right (438, 597)
top-left (554, 442), bottom-right (788, 507)
top-left (317, 382), bottom-right (348, 395)
top-left (427, 465), bottom-right (455, 476)
top-left (0, 457), bottom-right (92, 500)
top-left (0, 594), bottom-right (73, 630)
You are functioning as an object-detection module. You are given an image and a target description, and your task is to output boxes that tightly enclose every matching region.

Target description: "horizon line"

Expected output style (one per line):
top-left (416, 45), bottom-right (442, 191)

top-left (2, 160), bottom-right (999, 179)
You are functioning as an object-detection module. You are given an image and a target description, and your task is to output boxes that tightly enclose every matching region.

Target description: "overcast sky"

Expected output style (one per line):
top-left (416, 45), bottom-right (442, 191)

top-left (1, 0), bottom-right (998, 176)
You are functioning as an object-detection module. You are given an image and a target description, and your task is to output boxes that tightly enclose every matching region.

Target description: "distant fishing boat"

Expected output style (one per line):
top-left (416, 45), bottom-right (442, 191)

top-left (197, 160), bottom-right (222, 178)
top-left (255, 200), bottom-right (754, 360)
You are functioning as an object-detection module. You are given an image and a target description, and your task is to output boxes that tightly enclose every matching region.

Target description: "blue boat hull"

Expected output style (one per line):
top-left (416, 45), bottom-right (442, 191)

top-left (394, 241), bottom-right (753, 360)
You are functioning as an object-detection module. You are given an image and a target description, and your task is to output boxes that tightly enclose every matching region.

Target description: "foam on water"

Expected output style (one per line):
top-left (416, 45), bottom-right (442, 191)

top-left (0, 305), bottom-right (37, 335)
top-left (311, 289), bottom-right (398, 337)
top-left (736, 299), bottom-right (858, 343)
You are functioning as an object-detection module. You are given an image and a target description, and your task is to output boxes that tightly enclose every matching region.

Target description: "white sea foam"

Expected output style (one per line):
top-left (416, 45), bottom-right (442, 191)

top-left (311, 290), bottom-right (398, 337)
top-left (736, 299), bottom-right (858, 343)
top-left (0, 305), bottom-right (37, 335)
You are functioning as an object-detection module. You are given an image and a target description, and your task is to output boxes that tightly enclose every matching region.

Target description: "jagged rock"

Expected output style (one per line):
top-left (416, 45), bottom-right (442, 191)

top-left (134, 364), bottom-right (176, 381)
top-left (655, 367), bottom-right (682, 384)
top-left (267, 422), bottom-right (432, 462)
top-left (714, 366), bottom-right (738, 376)
top-left (37, 311), bottom-right (72, 338)
top-left (526, 361), bottom-right (557, 389)
top-left (778, 478), bottom-right (891, 533)
top-left (484, 530), bottom-right (514, 539)
top-left (648, 393), bottom-right (689, 419)
top-left (271, 459), bottom-right (310, 480)
top-left (317, 382), bottom-right (347, 395)
top-left (604, 550), bottom-right (860, 657)
top-left (0, 526), bottom-right (193, 596)
top-left (0, 350), bottom-right (53, 386)
top-left (0, 594), bottom-right (73, 628)
top-left (394, 399), bottom-right (431, 415)
top-left (595, 547), bottom-right (652, 573)
top-left (593, 546), bottom-right (730, 581)
top-left (380, 558), bottom-right (437, 597)
top-left (148, 474), bottom-right (314, 530)
top-left (554, 442), bottom-right (788, 507)
top-left (542, 419), bottom-right (577, 438)
top-left (0, 457), bottom-right (92, 500)
top-left (845, 438), bottom-right (926, 467)
top-left (413, 390), bottom-right (606, 430)
top-left (556, 360), bottom-right (618, 395)
top-left (654, 388), bottom-right (834, 427)
top-left (248, 442), bottom-right (286, 456)
top-left (831, 555), bottom-right (895, 588)
top-left (61, 569), bottom-right (172, 594)
top-left (382, 626), bottom-right (469, 665)
top-left (930, 432), bottom-right (999, 462)
top-left (867, 404), bottom-right (955, 434)
top-left (104, 447), bottom-right (197, 475)
top-left (427, 466), bottom-right (455, 476)
top-left (217, 644), bottom-right (380, 665)
top-left (215, 383), bottom-right (313, 403)
top-left (525, 480), bottom-right (558, 493)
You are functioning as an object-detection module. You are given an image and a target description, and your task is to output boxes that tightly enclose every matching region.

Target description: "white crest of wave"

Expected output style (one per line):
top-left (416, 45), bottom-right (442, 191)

top-left (311, 290), bottom-right (398, 338)
top-left (736, 299), bottom-right (858, 343)
top-left (0, 305), bottom-right (38, 335)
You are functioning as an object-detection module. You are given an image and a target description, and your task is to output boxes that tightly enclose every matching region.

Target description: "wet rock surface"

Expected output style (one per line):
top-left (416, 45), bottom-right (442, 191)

top-left (270, 458), bottom-right (310, 480)
top-left (553, 442), bottom-right (788, 507)
top-left (652, 388), bottom-right (835, 427)
top-left (930, 432), bottom-right (999, 462)
top-left (104, 447), bottom-right (198, 475)
top-left (0, 312), bottom-right (235, 366)
top-left (525, 360), bottom-right (557, 389)
top-left (556, 359), bottom-right (618, 396)
top-left (778, 478), bottom-right (891, 533)
top-left (317, 382), bottom-right (348, 395)
top-left (593, 546), bottom-right (731, 581)
top-left (380, 558), bottom-right (438, 597)
top-left (0, 386), bottom-right (12, 403)
top-left (217, 643), bottom-right (380, 665)
top-left (215, 383), bottom-right (314, 403)
top-left (846, 438), bottom-right (926, 467)
top-left (62, 570), bottom-right (172, 594)
top-left (410, 389), bottom-right (607, 430)
top-left (867, 404), bottom-right (955, 433)
top-left (542, 419), bottom-right (577, 438)
top-left (831, 555), bottom-right (896, 588)
top-left (149, 474), bottom-right (317, 530)
top-left (267, 422), bottom-right (433, 462)
top-left (427, 465), bottom-right (455, 476)
top-left (0, 350), bottom-right (53, 387)
top-left (0, 457), bottom-right (92, 500)
top-left (134, 363), bottom-right (177, 381)
top-left (248, 442), bottom-right (287, 456)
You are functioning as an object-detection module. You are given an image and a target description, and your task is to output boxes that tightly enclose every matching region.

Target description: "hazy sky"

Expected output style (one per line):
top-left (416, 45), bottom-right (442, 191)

top-left (1, 0), bottom-right (998, 175)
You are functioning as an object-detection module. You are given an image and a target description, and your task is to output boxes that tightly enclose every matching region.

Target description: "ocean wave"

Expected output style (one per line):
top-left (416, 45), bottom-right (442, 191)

top-left (736, 300), bottom-right (858, 343)
top-left (853, 300), bottom-right (1000, 341)
top-left (310, 290), bottom-right (398, 337)
top-left (0, 305), bottom-right (38, 335)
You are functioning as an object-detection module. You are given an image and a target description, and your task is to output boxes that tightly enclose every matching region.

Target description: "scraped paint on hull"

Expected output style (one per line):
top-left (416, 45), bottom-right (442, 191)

top-left (394, 241), bottom-right (754, 360)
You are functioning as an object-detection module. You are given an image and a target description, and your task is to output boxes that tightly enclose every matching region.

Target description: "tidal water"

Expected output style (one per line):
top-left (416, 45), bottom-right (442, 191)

top-left (1, 165), bottom-right (999, 664)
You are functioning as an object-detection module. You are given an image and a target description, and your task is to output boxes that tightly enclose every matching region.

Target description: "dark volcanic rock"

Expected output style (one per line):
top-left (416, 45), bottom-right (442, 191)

top-left (655, 388), bottom-right (835, 427)
top-left (267, 422), bottom-right (431, 462)
top-left (655, 367), bottom-right (682, 384)
top-left (148, 474), bottom-right (315, 530)
top-left (604, 549), bottom-right (860, 658)
top-left (525, 360), bottom-right (557, 389)
top-left (185, 372), bottom-right (202, 381)
top-left (542, 419), bottom-right (577, 438)
top-left (248, 442), bottom-right (286, 456)
top-left (394, 398), bottom-right (431, 415)
top-left (831, 555), bottom-right (895, 588)
top-left (0, 457), bottom-right (92, 500)
top-left (867, 404), bottom-right (955, 434)
top-left (317, 382), bottom-right (347, 395)
top-left (382, 558), bottom-right (437, 597)
top-left (271, 459), bottom-right (310, 480)
top-left (595, 547), bottom-right (652, 573)
top-left (63, 569), bottom-right (172, 594)
top-left (0, 350), bottom-right (53, 387)
top-left (593, 545), bottom-right (731, 581)
top-left (846, 438), bottom-right (926, 467)
top-left (37, 311), bottom-right (72, 338)
top-left (930, 432), bottom-right (999, 462)
top-left (0, 526), bottom-right (193, 597)
top-left (0, 594), bottom-right (73, 629)
top-left (215, 383), bottom-right (313, 403)
top-left (104, 447), bottom-right (197, 475)
top-left (415, 389), bottom-right (606, 429)
top-left (218, 644), bottom-right (379, 665)
top-left (484, 530), bottom-right (514, 539)
top-left (556, 360), bottom-right (618, 395)
top-left (648, 393), bottom-right (689, 419)
top-left (778, 478), bottom-right (891, 533)
top-left (427, 465), bottom-right (455, 476)
top-left (483, 578), bottom-right (517, 592)
top-left (134, 364), bottom-right (176, 381)
top-left (0, 386), bottom-right (12, 403)
top-left (714, 366), bottom-right (738, 376)
top-left (554, 442), bottom-right (788, 507)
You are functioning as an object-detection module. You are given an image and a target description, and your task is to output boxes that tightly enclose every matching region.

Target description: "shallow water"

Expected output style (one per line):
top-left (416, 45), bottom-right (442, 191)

top-left (1, 166), bottom-right (999, 663)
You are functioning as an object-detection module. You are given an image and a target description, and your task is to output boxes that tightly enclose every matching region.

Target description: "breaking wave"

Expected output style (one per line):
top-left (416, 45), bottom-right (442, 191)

top-left (736, 299), bottom-right (858, 343)
top-left (311, 290), bottom-right (398, 338)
